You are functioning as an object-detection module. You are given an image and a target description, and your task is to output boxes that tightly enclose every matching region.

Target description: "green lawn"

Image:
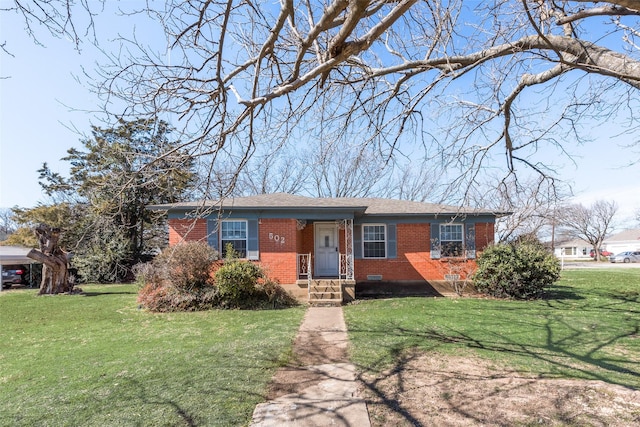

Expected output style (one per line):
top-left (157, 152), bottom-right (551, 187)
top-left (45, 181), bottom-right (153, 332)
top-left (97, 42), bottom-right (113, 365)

top-left (0, 285), bottom-right (305, 426)
top-left (344, 269), bottom-right (640, 389)
top-left (2, 270), bottom-right (638, 426)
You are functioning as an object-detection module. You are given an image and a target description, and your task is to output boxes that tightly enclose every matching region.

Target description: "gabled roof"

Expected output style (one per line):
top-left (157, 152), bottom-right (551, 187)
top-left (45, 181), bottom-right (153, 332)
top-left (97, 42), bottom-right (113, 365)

top-left (149, 193), bottom-right (505, 217)
top-left (555, 238), bottom-right (590, 248)
top-left (605, 228), bottom-right (640, 242)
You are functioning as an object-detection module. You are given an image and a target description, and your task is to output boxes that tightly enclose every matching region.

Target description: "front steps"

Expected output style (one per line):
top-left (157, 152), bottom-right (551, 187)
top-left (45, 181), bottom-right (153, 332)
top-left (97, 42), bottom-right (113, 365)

top-left (308, 279), bottom-right (342, 306)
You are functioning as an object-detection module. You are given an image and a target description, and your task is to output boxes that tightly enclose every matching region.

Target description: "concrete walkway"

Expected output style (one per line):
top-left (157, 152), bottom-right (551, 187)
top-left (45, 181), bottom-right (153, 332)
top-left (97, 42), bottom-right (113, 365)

top-left (250, 306), bottom-right (371, 426)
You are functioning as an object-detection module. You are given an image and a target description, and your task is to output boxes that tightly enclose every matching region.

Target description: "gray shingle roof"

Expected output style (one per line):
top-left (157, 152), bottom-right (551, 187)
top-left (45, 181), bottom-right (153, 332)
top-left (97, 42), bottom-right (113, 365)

top-left (149, 193), bottom-right (502, 216)
top-left (606, 228), bottom-right (640, 242)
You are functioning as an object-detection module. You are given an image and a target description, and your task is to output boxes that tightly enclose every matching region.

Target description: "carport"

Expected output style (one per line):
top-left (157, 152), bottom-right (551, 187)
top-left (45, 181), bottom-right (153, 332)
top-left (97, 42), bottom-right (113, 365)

top-left (0, 246), bottom-right (40, 291)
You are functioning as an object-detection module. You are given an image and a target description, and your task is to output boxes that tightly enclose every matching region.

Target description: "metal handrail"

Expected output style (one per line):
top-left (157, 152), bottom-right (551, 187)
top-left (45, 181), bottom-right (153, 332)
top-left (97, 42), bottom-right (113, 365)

top-left (297, 253), bottom-right (313, 299)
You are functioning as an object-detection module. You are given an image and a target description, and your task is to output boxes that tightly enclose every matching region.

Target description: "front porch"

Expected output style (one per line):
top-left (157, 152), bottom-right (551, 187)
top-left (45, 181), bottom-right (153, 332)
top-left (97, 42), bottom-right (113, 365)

top-left (295, 219), bottom-right (355, 305)
top-left (296, 253), bottom-right (356, 305)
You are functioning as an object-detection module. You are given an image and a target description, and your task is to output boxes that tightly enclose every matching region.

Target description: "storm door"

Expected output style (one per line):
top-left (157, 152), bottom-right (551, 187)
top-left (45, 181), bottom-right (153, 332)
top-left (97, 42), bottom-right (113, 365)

top-left (314, 223), bottom-right (339, 277)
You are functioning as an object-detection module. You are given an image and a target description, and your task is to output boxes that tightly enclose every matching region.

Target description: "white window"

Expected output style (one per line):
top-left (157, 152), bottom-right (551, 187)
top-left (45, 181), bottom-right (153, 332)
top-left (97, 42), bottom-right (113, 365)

top-left (221, 220), bottom-right (247, 257)
top-left (440, 224), bottom-right (464, 257)
top-left (363, 224), bottom-right (386, 258)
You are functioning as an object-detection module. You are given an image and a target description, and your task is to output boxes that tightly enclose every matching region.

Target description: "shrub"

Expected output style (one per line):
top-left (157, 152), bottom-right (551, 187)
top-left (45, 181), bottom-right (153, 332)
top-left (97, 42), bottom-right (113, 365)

top-left (148, 241), bottom-right (219, 291)
top-left (257, 278), bottom-right (299, 308)
top-left (136, 241), bottom-right (297, 311)
top-left (137, 283), bottom-right (219, 312)
top-left (472, 236), bottom-right (561, 299)
top-left (214, 259), bottom-right (263, 307)
top-left (136, 241), bottom-right (220, 311)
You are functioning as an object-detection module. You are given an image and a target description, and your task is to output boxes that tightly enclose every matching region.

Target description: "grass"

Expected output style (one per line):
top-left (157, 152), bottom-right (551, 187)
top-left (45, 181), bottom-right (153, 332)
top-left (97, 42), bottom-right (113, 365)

top-left (0, 284), bottom-right (305, 426)
top-left (2, 270), bottom-right (638, 425)
top-left (344, 269), bottom-right (640, 389)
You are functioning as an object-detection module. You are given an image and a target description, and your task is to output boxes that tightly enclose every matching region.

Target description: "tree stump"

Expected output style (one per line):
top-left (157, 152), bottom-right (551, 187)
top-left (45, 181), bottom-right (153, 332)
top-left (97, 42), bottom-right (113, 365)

top-left (27, 223), bottom-right (73, 295)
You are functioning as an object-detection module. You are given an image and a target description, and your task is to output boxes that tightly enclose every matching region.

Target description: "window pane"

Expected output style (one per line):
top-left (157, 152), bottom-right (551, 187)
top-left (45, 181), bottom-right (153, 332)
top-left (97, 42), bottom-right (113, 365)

top-left (221, 221), bottom-right (247, 257)
top-left (364, 225), bottom-right (384, 241)
top-left (440, 224), bottom-right (464, 257)
top-left (221, 239), bottom-right (247, 258)
top-left (221, 221), bottom-right (247, 239)
top-left (363, 225), bottom-right (386, 258)
top-left (441, 241), bottom-right (463, 257)
top-left (364, 241), bottom-right (385, 258)
top-left (441, 224), bottom-right (462, 241)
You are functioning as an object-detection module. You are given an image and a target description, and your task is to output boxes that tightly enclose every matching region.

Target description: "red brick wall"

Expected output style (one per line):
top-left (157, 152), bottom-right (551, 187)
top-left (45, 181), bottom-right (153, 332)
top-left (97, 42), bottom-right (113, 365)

top-left (258, 218), bottom-right (298, 284)
top-left (354, 222), bottom-right (491, 282)
top-left (299, 224), bottom-right (314, 255)
top-left (475, 222), bottom-right (495, 248)
top-left (167, 217), bottom-right (495, 285)
top-left (168, 218), bottom-right (207, 245)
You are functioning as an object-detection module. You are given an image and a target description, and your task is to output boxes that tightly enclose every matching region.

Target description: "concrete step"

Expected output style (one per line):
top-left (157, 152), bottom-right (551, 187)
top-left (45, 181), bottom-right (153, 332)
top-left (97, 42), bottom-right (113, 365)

top-left (308, 280), bottom-right (342, 305)
top-left (308, 299), bottom-right (342, 307)
top-left (309, 295), bottom-right (341, 301)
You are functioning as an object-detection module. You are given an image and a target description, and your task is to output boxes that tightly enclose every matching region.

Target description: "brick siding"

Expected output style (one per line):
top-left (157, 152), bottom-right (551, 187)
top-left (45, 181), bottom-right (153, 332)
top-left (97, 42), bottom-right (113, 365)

top-left (168, 218), bottom-right (208, 245)
top-left (258, 218), bottom-right (298, 283)
top-left (167, 217), bottom-right (495, 285)
top-left (354, 222), bottom-right (492, 282)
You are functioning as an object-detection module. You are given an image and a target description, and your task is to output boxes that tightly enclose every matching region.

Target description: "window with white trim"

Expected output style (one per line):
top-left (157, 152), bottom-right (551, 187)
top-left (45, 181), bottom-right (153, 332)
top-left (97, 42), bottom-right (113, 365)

top-left (363, 224), bottom-right (386, 258)
top-left (440, 224), bottom-right (464, 257)
top-left (221, 220), bottom-right (247, 257)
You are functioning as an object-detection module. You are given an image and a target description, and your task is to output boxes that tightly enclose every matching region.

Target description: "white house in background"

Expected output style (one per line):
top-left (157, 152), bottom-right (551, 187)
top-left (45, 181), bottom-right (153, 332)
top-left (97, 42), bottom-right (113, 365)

top-left (553, 229), bottom-right (640, 260)
top-left (554, 238), bottom-right (592, 260)
top-left (603, 229), bottom-right (640, 255)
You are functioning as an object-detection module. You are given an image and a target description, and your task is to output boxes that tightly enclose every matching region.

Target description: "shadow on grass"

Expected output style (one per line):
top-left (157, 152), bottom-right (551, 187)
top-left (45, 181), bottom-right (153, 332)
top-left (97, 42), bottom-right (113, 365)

top-left (542, 285), bottom-right (584, 301)
top-left (350, 316), bottom-right (639, 426)
top-left (82, 290), bottom-right (138, 297)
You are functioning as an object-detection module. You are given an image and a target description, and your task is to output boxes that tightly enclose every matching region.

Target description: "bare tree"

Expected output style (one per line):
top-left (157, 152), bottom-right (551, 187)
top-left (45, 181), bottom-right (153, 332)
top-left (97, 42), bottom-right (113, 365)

top-left (236, 145), bottom-right (308, 196)
top-left (558, 200), bottom-right (618, 261)
top-left (470, 175), bottom-right (572, 243)
top-left (3, 0), bottom-right (100, 50)
top-left (0, 208), bottom-right (17, 239)
top-left (6, 1), bottom-right (640, 200)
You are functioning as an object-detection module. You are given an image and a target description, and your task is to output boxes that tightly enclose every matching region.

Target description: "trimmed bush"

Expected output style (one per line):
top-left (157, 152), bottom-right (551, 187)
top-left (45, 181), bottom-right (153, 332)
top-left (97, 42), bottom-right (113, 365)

top-left (472, 236), bottom-right (561, 299)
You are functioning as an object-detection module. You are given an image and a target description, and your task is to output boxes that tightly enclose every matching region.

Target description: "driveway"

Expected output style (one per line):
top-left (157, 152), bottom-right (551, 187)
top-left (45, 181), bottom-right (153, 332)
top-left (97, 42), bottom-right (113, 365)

top-left (561, 261), bottom-right (640, 269)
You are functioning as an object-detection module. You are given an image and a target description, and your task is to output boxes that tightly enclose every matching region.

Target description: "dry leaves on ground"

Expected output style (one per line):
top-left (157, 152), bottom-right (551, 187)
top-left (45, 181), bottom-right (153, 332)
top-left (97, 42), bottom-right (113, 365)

top-left (360, 353), bottom-right (640, 427)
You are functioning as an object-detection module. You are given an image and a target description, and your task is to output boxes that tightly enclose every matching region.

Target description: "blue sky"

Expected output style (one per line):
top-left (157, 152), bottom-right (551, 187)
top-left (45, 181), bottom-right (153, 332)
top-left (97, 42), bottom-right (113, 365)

top-left (1, 6), bottom-right (639, 228)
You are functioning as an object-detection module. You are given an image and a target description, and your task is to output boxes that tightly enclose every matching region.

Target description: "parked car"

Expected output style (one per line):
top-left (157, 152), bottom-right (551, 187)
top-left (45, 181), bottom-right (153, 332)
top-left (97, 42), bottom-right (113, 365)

top-left (590, 249), bottom-right (613, 257)
top-left (609, 251), bottom-right (640, 263)
top-left (2, 264), bottom-right (27, 289)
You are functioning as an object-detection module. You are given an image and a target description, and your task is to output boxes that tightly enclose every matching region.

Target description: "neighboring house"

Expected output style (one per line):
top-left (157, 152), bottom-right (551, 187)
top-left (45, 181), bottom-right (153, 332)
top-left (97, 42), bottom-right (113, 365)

top-left (149, 193), bottom-right (504, 303)
top-left (553, 238), bottom-right (592, 260)
top-left (553, 228), bottom-right (640, 260)
top-left (603, 229), bottom-right (640, 255)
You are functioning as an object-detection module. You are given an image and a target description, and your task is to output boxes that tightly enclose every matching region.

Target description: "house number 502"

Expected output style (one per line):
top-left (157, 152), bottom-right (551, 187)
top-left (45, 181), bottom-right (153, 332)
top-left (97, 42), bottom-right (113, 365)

top-left (269, 233), bottom-right (285, 244)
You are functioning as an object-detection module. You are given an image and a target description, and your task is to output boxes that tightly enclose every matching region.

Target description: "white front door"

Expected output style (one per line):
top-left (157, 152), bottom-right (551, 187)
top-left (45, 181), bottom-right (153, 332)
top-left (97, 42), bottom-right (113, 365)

top-left (315, 223), bottom-right (339, 277)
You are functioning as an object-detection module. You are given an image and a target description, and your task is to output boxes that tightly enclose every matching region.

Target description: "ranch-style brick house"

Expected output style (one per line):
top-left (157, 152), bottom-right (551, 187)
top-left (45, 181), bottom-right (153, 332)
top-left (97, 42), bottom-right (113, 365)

top-left (150, 193), bottom-right (503, 303)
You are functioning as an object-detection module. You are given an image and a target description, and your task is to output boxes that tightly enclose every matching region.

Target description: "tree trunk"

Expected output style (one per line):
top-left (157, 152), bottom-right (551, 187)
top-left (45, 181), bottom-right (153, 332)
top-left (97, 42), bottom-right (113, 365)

top-left (26, 224), bottom-right (73, 295)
